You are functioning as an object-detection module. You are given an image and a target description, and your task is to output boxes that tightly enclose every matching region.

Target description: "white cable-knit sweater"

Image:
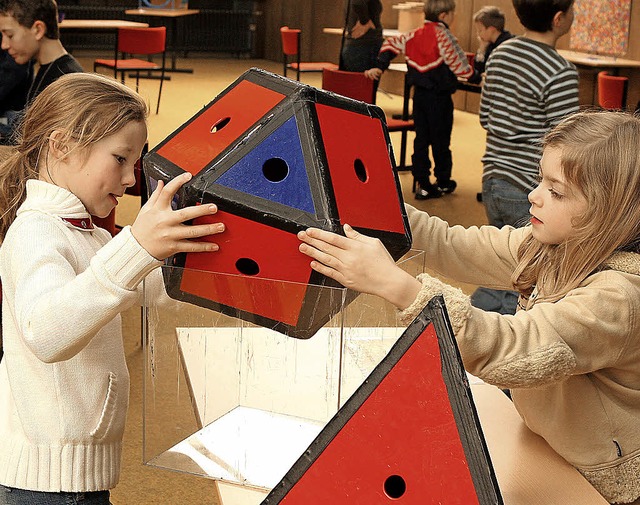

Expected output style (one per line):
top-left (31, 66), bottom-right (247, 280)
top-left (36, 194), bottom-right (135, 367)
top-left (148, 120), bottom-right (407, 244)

top-left (0, 180), bottom-right (161, 492)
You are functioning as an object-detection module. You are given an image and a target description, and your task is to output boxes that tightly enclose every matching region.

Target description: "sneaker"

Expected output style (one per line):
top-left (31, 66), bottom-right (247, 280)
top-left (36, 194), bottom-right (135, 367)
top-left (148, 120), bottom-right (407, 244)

top-left (415, 184), bottom-right (443, 200)
top-left (437, 179), bottom-right (457, 194)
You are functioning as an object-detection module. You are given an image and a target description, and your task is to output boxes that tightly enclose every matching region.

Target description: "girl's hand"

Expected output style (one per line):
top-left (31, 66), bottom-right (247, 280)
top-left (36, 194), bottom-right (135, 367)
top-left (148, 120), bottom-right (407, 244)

top-left (298, 224), bottom-right (421, 309)
top-left (131, 172), bottom-right (224, 260)
top-left (364, 68), bottom-right (383, 81)
top-left (351, 20), bottom-right (374, 39)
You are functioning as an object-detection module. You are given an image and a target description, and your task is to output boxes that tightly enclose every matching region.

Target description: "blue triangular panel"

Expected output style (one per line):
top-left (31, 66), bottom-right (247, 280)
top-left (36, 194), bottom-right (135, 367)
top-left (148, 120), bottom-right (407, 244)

top-left (215, 116), bottom-right (315, 214)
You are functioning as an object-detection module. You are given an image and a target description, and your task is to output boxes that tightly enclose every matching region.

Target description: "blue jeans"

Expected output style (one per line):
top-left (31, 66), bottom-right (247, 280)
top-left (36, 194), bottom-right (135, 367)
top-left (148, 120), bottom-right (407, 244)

top-left (0, 486), bottom-right (110, 505)
top-left (481, 177), bottom-right (531, 228)
top-left (472, 177), bottom-right (531, 315)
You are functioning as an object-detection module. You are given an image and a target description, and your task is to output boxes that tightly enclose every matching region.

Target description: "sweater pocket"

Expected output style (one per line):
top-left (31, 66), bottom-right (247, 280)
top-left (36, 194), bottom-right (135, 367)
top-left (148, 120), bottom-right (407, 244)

top-left (90, 372), bottom-right (119, 441)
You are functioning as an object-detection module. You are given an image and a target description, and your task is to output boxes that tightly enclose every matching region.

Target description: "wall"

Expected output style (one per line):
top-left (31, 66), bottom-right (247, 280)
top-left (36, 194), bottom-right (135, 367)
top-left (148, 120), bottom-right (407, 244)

top-left (263, 0), bottom-right (639, 111)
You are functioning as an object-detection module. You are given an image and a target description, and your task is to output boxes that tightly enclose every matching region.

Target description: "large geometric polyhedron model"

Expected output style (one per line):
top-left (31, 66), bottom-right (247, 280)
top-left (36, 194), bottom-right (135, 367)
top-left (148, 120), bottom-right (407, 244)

top-left (262, 296), bottom-right (504, 504)
top-left (143, 67), bottom-right (412, 339)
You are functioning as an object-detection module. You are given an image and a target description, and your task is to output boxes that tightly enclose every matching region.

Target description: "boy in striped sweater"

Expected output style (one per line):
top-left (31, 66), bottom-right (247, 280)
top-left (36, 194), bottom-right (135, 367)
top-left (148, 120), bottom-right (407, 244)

top-left (365, 0), bottom-right (473, 200)
top-left (471, 0), bottom-right (579, 315)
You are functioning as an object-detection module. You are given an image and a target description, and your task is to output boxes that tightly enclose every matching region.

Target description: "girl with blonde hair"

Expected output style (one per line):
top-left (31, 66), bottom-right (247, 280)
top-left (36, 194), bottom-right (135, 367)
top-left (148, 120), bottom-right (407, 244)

top-left (298, 110), bottom-right (640, 504)
top-left (0, 72), bottom-right (224, 504)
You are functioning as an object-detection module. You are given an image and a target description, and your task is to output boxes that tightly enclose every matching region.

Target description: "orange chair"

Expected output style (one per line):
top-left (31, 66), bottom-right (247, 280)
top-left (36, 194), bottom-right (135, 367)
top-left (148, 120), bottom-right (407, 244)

top-left (281, 26), bottom-right (337, 81)
top-left (321, 67), bottom-right (415, 175)
top-left (597, 71), bottom-right (628, 110)
top-left (94, 27), bottom-right (167, 114)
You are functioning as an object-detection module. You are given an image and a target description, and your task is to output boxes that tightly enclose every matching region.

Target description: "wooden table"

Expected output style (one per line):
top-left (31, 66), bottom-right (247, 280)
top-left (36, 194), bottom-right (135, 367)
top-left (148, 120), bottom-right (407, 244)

top-left (322, 27), bottom-right (401, 38)
top-left (59, 19), bottom-right (149, 63)
top-left (214, 383), bottom-right (608, 505)
top-left (124, 8), bottom-right (200, 73)
top-left (557, 49), bottom-right (640, 105)
top-left (558, 49), bottom-right (640, 73)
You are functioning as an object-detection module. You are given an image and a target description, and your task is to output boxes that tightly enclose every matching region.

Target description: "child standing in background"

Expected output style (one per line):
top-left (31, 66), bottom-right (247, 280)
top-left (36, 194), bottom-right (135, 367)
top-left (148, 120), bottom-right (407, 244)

top-left (0, 73), bottom-right (223, 504)
top-left (472, 0), bottom-right (579, 315)
top-left (0, 0), bottom-right (83, 144)
top-left (298, 110), bottom-right (640, 505)
top-left (365, 0), bottom-right (473, 200)
top-left (467, 5), bottom-right (513, 84)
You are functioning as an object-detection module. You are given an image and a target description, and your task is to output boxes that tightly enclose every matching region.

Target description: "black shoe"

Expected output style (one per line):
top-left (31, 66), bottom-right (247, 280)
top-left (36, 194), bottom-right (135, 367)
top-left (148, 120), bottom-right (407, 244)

top-left (437, 179), bottom-right (457, 194)
top-left (415, 184), bottom-right (443, 200)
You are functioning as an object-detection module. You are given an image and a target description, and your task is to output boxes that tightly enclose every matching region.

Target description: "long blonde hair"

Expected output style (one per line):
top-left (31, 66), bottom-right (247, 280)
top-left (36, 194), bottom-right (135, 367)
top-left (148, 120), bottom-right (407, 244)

top-left (0, 73), bottom-right (148, 240)
top-left (512, 110), bottom-right (640, 301)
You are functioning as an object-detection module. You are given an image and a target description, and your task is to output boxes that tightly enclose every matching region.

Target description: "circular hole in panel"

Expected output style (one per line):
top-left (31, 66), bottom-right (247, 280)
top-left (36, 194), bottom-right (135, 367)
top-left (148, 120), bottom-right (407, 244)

top-left (354, 158), bottom-right (368, 183)
top-left (235, 258), bottom-right (260, 276)
top-left (211, 117), bottom-right (231, 133)
top-left (383, 475), bottom-right (407, 499)
top-left (262, 157), bottom-right (289, 182)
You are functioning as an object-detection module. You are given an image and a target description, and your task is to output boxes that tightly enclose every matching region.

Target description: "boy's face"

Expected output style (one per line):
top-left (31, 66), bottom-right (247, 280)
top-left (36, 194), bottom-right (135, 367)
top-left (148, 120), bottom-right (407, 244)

top-left (0, 13), bottom-right (40, 64)
top-left (475, 22), bottom-right (498, 43)
top-left (439, 10), bottom-right (455, 26)
top-left (555, 4), bottom-right (575, 37)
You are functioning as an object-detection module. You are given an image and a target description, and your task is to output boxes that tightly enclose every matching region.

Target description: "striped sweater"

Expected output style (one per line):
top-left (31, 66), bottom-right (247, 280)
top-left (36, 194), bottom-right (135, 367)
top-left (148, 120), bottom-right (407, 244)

top-left (375, 20), bottom-right (473, 93)
top-left (479, 37), bottom-right (579, 192)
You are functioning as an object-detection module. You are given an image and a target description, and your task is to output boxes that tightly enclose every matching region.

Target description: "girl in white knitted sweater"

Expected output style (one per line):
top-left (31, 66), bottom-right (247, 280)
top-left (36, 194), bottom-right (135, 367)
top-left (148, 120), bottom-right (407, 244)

top-left (0, 73), bottom-right (223, 504)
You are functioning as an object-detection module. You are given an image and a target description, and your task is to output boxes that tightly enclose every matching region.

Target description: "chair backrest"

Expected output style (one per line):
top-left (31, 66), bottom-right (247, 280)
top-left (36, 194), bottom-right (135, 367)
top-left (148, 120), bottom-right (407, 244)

top-left (118, 26), bottom-right (166, 55)
top-left (322, 68), bottom-right (375, 104)
top-left (597, 70), bottom-right (628, 110)
top-left (280, 26), bottom-right (301, 56)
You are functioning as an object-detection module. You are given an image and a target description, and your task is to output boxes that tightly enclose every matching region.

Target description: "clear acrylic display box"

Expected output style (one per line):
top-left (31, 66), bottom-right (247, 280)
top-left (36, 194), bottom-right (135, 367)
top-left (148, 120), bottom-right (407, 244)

top-left (142, 249), bottom-right (425, 492)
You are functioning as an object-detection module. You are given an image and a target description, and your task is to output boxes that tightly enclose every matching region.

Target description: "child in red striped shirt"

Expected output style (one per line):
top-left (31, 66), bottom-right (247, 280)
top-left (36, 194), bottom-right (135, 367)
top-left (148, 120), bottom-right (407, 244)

top-left (365, 0), bottom-right (473, 200)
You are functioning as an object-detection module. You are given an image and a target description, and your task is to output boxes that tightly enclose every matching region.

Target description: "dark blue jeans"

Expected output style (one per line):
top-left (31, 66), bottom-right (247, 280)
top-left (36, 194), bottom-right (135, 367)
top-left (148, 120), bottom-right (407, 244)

top-left (0, 486), bottom-right (110, 505)
top-left (472, 177), bottom-right (531, 315)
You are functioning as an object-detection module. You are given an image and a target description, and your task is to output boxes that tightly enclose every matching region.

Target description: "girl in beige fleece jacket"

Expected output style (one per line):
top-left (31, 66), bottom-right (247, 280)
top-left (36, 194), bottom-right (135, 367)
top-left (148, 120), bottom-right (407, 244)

top-left (298, 110), bottom-right (640, 505)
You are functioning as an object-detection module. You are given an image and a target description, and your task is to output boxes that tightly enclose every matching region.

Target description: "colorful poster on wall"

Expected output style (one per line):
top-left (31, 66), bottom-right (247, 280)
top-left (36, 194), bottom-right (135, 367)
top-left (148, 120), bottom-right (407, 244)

top-left (570, 0), bottom-right (632, 55)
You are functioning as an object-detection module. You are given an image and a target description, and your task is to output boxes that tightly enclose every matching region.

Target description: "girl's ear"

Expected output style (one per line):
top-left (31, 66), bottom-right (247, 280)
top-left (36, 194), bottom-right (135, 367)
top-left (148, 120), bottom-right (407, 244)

top-left (31, 20), bottom-right (47, 41)
top-left (48, 130), bottom-right (69, 161)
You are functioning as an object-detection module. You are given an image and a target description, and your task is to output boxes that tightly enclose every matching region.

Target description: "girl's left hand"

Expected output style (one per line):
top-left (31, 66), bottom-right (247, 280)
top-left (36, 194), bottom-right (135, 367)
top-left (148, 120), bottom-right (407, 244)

top-left (298, 224), bottom-right (421, 309)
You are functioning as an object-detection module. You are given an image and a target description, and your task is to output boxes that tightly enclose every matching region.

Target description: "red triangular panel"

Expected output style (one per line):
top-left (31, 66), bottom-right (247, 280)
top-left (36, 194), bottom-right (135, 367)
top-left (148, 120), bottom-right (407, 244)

top-left (263, 297), bottom-right (502, 504)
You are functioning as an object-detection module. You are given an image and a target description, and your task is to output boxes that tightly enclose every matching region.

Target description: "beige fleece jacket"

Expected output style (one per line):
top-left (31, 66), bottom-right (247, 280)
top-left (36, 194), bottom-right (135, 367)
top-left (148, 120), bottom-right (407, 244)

top-left (401, 204), bottom-right (640, 504)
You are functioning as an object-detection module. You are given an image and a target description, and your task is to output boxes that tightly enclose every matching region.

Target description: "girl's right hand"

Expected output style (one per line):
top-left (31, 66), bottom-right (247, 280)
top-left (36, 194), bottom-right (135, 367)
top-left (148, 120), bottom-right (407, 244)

top-left (131, 172), bottom-right (224, 260)
top-left (365, 68), bottom-right (383, 81)
top-left (298, 224), bottom-right (422, 310)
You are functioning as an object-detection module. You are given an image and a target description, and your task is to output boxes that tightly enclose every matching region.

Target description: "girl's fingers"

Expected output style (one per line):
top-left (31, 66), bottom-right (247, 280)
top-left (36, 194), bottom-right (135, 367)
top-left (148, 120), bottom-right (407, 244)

top-left (299, 242), bottom-right (340, 267)
top-left (173, 203), bottom-right (219, 223)
top-left (299, 227), bottom-right (351, 250)
top-left (157, 172), bottom-right (192, 205)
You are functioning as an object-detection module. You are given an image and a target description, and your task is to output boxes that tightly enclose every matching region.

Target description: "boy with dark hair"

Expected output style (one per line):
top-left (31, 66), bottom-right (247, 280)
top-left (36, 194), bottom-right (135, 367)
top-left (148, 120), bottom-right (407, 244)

top-left (470, 6), bottom-right (513, 78)
top-left (471, 0), bottom-right (579, 315)
top-left (365, 0), bottom-right (473, 200)
top-left (0, 0), bottom-right (82, 142)
top-left (0, 48), bottom-right (33, 116)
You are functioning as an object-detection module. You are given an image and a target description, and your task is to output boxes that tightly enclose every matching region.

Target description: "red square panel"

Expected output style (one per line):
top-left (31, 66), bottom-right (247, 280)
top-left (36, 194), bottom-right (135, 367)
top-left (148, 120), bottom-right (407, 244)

top-left (157, 81), bottom-right (285, 176)
top-left (181, 211), bottom-right (312, 326)
top-left (315, 103), bottom-right (406, 235)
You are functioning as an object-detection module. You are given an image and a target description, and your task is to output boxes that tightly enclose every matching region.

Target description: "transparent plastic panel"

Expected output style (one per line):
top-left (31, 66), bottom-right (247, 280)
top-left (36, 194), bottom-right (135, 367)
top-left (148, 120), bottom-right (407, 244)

top-left (142, 249), bottom-right (425, 491)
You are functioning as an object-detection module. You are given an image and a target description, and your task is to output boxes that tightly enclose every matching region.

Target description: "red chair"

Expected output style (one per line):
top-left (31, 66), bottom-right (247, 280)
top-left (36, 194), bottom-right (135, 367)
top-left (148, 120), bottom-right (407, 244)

top-left (93, 27), bottom-right (167, 114)
top-left (597, 71), bottom-right (628, 110)
top-left (321, 67), bottom-right (415, 175)
top-left (281, 26), bottom-right (337, 81)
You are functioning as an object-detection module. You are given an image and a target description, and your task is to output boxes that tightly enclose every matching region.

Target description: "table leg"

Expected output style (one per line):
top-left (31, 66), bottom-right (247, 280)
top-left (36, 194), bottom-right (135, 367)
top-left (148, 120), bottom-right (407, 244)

top-left (165, 16), bottom-right (193, 74)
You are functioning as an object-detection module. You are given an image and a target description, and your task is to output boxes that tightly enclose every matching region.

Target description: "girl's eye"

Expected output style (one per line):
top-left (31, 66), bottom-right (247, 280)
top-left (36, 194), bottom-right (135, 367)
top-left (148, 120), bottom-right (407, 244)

top-left (549, 188), bottom-right (564, 200)
top-left (115, 155), bottom-right (126, 164)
